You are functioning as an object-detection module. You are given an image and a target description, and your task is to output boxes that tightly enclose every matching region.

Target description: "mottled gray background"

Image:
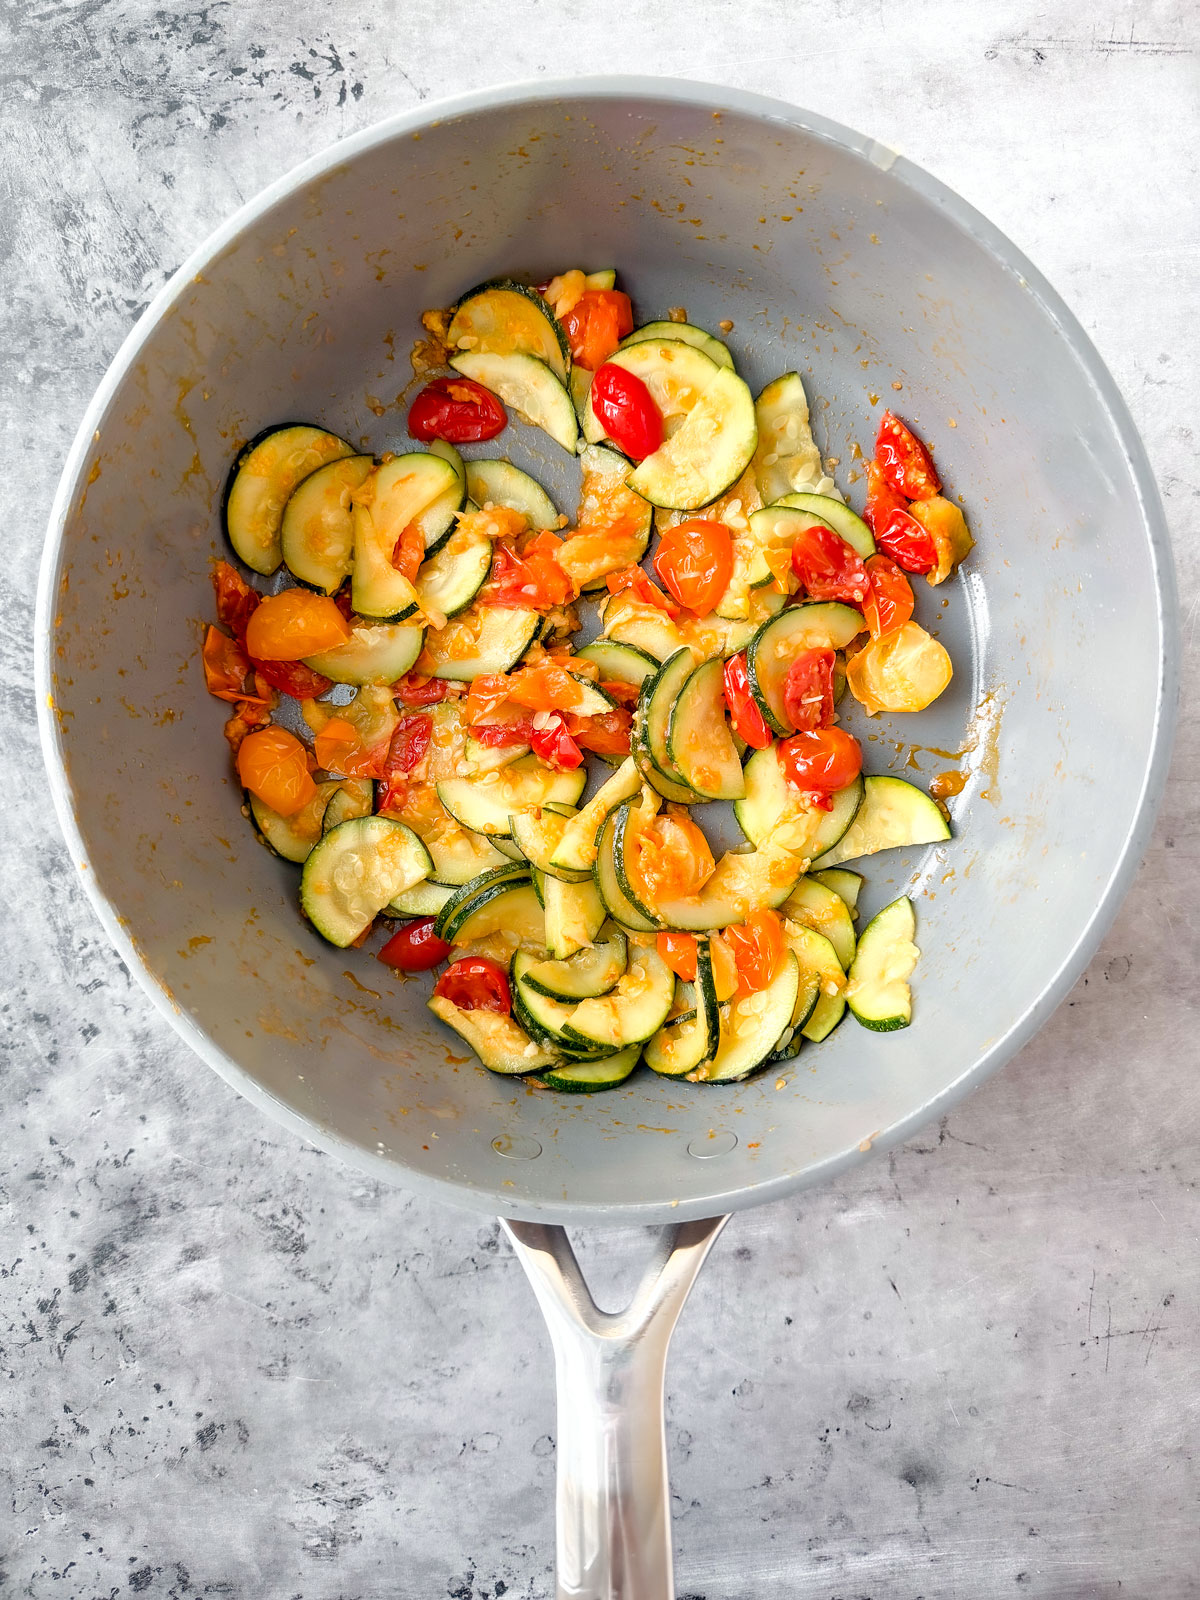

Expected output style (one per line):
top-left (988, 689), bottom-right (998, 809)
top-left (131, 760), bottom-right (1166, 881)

top-left (4, 4), bottom-right (1199, 1598)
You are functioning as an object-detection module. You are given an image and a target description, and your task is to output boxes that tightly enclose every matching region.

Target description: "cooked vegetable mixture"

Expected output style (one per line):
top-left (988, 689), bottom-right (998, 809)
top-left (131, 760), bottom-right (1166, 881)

top-left (205, 269), bottom-right (973, 1090)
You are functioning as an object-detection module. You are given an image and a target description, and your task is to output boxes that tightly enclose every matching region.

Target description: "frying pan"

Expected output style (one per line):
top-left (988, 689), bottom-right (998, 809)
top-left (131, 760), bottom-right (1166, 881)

top-left (36, 79), bottom-right (1177, 1597)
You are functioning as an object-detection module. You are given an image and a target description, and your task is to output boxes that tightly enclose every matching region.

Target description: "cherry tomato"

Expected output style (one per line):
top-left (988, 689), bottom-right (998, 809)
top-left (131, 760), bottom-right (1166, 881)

top-left (566, 708), bottom-right (633, 759)
top-left (332, 583), bottom-right (356, 622)
top-left (782, 648), bottom-right (836, 733)
top-left (212, 561), bottom-right (260, 639)
top-left (530, 713), bottom-right (585, 771)
top-left (236, 726), bottom-right (317, 816)
top-left (590, 364), bottom-right (663, 461)
top-left (597, 679), bottom-right (640, 709)
top-left (378, 917), bottom-right (451, 973)
top-left (789, 521), bottom-right (868, 604)
top-left (244, 590), bottom-right (350, 660)
top-left (408, 377), bottom-right (506, 444)
top-left (386, 713), bottom-right (432, 774)
top-left (393, 671), bottom-right (453, 705)
top-left (605, 565), bottom-right (678, 615)
top-left (778, 727), bottom-right (863, 798)
top-left (724, 909), bottom-right (786, 995)
top-left (483, 532), bottom-right (574, 609)
top-left (433, 955), bottom-right (511, 1014)
top-left (249, 657), bottom-right (334, 700)
top-left (202, 626), bottom-right (265, 705)
top-left (391, 522), bottom-right (425, 582)
top-left (874, 508), bottom-right (937, 576)
top-left (862, 554), bottom-right (915, 638)
top-left (656, 930), bottom-right (698, 982)
top-left (561, 289), bottom-right (634, 370)
top-left (875, 411), bottom-right (941, 500)
top-left (314, 717), bottom-right (389, 780)
top-left (469, 717), bottom-right (534, 748)
top-left (653, 519), bottom-right (734, 615)
top-left (507, 664), bottom-right (592, 714)
top-left (722, 653), bottom-right (772, 749)
top-left (863, 460), bottom-right (908, 536)
top-left (628, 809), bottom-right (715, 902)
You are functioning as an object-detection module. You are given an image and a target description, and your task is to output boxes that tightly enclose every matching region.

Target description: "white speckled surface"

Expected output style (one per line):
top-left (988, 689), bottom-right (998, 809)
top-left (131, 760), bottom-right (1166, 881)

top-left (4, 6), bottom-right (1198, 1598)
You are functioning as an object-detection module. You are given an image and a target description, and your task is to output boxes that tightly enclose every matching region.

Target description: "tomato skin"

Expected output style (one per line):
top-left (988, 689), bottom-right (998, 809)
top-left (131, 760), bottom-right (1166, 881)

top-left (249, 656), bottom-right (334, 700)
top-left (408, 377), bottom-right (506, 444)
top-left (393, 671), bottom-right (453, 705)
top-left (202, 626), bottom-right (267, 705)
top-left (378, 917), bottom-right (451, 973)
top-left (789, 521), bottom-right (868, 603)
top-left (237, 726), bottom-right (317, 816)
top-left (628, 809), bottom-right (715, 902)
top-left (656, 930), bottom-right (698, 982)
top-left (244, 590), bottom-right (350, 660)
top-left (778, 727), bottom-right (863, 800)
top-left (874, 508), bottom-right (937, 576)
top-left (721, 653), bottom-right (772, 749)
top-left (391, 522), bottom-right (425, 581)
top-left (314, 717), bottom-right (390, 780)
top-left (654, 519), bottom-right (734, 614)
top-left (875, 411), bottom-right (941, 499)
top-left (782, 648), bottom-right (836, 732)
top-left (863, 460), bottom-right (908, 536)
top-left (863, 554), bottom-right (915, 638)
top-left (530, 714), bottom-right (585, 770)
top-left (567, 707), bottom-right (632, 759)
top-left (724, 909), bottom-right (786, 995)
top-left (212, 561), bottom-right (260, 639)
top-left (605, 565), bottom-right (678, 615)
top-left (590, 364), bottom-right (663, 461)
top-left (433, 955), bottom-right (512, 1014)
top-left (376, 717), bottom-right (430, 816)
top-left (483, 532), bottom-right (575, 609)
top-left (469, 718), bottom-right (533, 748)
top-left (562, 289), bottom-right (634, 370)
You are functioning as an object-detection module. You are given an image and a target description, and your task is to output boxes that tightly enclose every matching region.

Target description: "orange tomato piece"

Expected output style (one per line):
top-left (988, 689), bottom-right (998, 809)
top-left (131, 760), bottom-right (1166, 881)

top-left (314, 717), bottom-right (389, 779)
top-left (243, 590), bottom-right (351, 661)
top-left (724, 909), bottom-right (786, 995)
top-left (202, 626), bottom-right (268, 705)
top-left (392, 521), bottom-right (426, 581)
top-left (561, 289), bottom-right (634, 370)
top-left (653, 519), bottom-right (734, 614)
top-left (628, 808), bottom-right (715, 903)
top-left (605, 565), bottom-right (679, 615)
top-left (657, 931), bottom-right (698, 982)
top-left (236, 726), bottom-right (317, 816)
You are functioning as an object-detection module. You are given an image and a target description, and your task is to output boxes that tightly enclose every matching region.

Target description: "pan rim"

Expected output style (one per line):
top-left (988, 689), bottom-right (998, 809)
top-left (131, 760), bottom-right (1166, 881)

top-left (35, 75), bottom-right (1179, 1223)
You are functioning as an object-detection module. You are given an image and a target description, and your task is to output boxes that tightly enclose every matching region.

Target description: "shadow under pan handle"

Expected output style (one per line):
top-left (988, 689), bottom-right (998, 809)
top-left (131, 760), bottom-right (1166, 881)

top-left (502, 1215), bottom-right (730, 1600)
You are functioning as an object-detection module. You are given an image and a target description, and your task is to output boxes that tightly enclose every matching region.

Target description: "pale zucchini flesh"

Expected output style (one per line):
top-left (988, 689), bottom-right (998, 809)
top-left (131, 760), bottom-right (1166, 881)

top-left (419, 604), bottom-right (541, 681)
top-left (437, 760), bottom-right (587, 837)
top-left (450, 350), bottom-right (579, 453)
top-left (550, 758), bottom-right (641, 874)
top-left (540, 1045), bottom-right (641, 1093)
top-left (428, 995), bottom-right (559, 1074)
top-left (562, 946), bottom-right (674, 1050)
top-left (465, 458), bottom-right (559, 530)
top-left (846, 896), bottom-right (919, 1031)
top-left (447, 280), bottom-right (570, 381)
top-left (304, 621), bottom-right (425, 686)
top-left (667, 657), bottom-right (745, 801)
top-left (627, 364), bottom-right (758, 511)
top-left (280, 452), bottom-right (374, 593)
top-left (699, 953), bottom-right (800, 1083)
top-left (300, 817), bottom-right (432, 947)
top-left (811, 776), bottom-right (950, 870)
top-left (224, 423), bottom-right (354, 576)
top-left (543, 873), bottom-right (607, 960)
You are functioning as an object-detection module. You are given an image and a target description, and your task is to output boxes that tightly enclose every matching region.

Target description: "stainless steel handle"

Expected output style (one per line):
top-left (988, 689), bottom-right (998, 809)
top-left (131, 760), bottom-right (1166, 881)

top-left (502, 1215), bottom-right (729, 1600)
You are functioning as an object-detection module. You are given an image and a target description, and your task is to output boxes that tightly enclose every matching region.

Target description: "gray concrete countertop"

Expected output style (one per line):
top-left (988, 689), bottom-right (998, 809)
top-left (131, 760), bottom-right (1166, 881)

top-left (3, 5), bottom-right (1198, 1597)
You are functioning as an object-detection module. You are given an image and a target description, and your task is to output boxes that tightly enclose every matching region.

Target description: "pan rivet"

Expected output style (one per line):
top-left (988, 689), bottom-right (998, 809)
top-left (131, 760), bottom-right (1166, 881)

top-left (492, 1134), bottom-right (542, 1160)
top-left (687, 1131), bottom-right (738, 1159)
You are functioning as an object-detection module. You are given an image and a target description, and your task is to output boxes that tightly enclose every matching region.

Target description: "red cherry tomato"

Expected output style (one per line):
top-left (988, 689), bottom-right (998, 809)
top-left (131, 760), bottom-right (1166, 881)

top-left (653, 519), bottom-right (734, 615)
top-left (249, 656), bottom-right (333, 700)
top-left (469, 717), bottom-right (534, 748)
top-left (530, 713), bottom-right (585, 771)
top-left (778, 727), bottom-right (863, 801)
top-left (483, 533), bottom-right (575, 609)
top-left (211, 561), bottom-right (260, 639)
top-left (862, 554), bottom-right (915, 638)
top-left (561, 289), bottom-right (634, 370)
top-left (863, 459), bottom-right (908, 536)
top-left (408, 377), bottom-right (506, 444)
top-left (590, 364), bottom-right (663, 461)
top-left (378, 917), bottom-right (452, 973)
top-left (782, 648), bottom-right (836, 733)
top-left (393, 671), bottom-right (453, 705)
top-left (874, 508), bottom-right (938, 576)
top-left (721, 653), bottom-right (772, 749)
top-left (433, 955), bottom-right (512, 1014)
top-left (723, 909), bottom-right (786, 994)
top-left (790, 521), bottom-right (868, 603)
top-left (875, 411), bottom-right (941, 499)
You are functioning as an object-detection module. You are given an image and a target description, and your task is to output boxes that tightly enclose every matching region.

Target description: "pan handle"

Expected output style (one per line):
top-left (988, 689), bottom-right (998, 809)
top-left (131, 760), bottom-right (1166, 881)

top-left (502, 1215), bottom-right (729, 1600)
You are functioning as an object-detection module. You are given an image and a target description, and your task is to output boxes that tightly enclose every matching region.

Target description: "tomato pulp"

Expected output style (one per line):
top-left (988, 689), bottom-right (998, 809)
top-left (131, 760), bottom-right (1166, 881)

top-left (433, 956), bottom-right (511, 1014)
